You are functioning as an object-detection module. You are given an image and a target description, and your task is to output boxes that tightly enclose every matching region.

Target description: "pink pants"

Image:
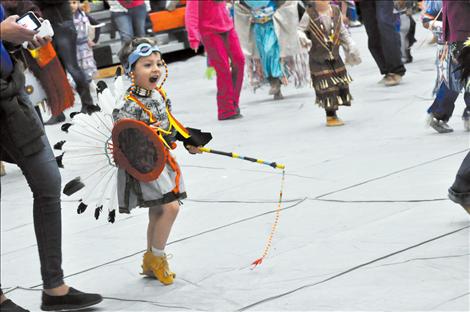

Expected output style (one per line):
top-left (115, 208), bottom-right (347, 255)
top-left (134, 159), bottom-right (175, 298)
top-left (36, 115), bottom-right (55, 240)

top-left (202, 28), bottom-right (245, 120)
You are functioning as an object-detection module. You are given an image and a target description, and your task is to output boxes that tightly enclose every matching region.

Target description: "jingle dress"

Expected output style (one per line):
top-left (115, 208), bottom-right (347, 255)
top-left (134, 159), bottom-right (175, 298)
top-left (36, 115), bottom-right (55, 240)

top-left (299, 5), bottom-right (355, 111)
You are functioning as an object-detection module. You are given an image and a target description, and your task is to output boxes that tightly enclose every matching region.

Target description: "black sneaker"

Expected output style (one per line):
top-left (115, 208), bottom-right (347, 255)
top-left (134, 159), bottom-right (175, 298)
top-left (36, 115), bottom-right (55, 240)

top-left (0, 299), bottom-right (29, 312)
top-left (41, 288), bottom-right (102, 311)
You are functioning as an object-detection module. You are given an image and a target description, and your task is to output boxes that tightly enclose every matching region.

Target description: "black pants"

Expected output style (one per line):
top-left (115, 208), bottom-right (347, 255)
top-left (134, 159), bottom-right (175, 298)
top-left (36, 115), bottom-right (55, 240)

top-left (361, 0), bottom-right (406, 76)
top-left (52, 20), bottom-right (94, 109)
top-left (0, 91), bottom-right (64, 290)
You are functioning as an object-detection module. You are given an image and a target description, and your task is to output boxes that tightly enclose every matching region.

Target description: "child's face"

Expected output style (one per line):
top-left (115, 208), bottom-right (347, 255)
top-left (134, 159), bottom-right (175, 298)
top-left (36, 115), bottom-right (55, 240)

top-left (133, 53), bottom-right (164, 90)
top-left (70, 0), bottom-right (79, 13)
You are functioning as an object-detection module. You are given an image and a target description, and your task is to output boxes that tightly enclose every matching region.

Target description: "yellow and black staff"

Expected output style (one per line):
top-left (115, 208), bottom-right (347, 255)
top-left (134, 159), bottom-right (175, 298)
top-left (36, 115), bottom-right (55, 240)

top-left (199, 147), bottom-right (285, 170)
top-left (199, 146), bottom-right (285, 268)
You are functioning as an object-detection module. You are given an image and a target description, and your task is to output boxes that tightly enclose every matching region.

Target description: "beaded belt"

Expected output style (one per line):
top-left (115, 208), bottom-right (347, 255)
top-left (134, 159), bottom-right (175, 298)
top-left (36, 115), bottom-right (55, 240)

top-left (251, 15), bottom-right (272, 24)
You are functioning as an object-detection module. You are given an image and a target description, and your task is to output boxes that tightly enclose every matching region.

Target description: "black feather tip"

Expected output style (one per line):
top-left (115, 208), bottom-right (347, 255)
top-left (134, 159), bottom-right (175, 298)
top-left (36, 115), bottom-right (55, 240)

top-left (96, 80), bottom-right (108, 94)
top-left (77, 202), bottom-right (88, 214)
top-left (53, 140), bottom-right (66, 150)
top-left (61, 123), bottom-right (72, 133)
top-left (94, 205), bottom-right (103, 220)
top-left (63, 177), bottom-right (85, 196)
top-left (108, 210), bottom-right (116, 223)
top-left (115, 66), bottom-right (122, 77)
top-left (70, 112), bottom-right (81, 119)
top-left (55, 153), bottom-right (64, 168)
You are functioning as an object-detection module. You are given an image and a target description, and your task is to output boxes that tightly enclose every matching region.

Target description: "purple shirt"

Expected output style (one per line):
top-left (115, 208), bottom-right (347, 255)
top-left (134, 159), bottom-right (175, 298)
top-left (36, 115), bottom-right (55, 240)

top-left (442, 0), bottom-right (470, 43)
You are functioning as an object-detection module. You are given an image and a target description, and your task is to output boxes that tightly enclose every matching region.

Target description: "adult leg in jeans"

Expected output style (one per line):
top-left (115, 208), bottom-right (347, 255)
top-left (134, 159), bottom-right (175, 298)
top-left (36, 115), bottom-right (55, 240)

top-left (0, 93), bottom-right (102, 309)
top-left (0, 95), bottom-right (64, 290)
top-left (360, 1), bottom-right (387, 75)
top-left (111, 11), bottom-right (134, 44)
top-left (427, 82), bottom-right (459, 122)
top-left (226, 28), bottom-right (245, 110)
top-left (129, 4), bottom-right (148, 38)
top-left (375, 1), bottom-right (405, 76)
top-left (202, 32), bottom-right (238, 120)
top-left (52, 20), bottom-right (95, 111)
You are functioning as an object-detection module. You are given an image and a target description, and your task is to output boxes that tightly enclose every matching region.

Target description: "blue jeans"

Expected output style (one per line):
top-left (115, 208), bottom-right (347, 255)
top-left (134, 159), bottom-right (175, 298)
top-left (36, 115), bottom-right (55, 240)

top-left (0, 91), bottom-right (64, 289)
top-left (428, 81), bottom-right (470, 122)
top-left (347, 4), bottom-right (358, 21)
top-left (111, 4), bottom-right (147, 44)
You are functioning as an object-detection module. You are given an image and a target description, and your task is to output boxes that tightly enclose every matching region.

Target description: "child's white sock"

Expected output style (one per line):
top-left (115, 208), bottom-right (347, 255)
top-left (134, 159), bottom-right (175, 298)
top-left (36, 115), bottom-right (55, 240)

top-left (151, 247), bottom-right (165, 257)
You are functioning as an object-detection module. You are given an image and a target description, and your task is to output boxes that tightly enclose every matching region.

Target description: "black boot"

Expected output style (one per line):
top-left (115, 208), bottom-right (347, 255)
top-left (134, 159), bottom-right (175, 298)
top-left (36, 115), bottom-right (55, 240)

top-left (0, 299), bottom-right (29, 312)
top-left (44, 113), bottom-right (66, 126)
top-left (41, 288), bottom-right (102, 311)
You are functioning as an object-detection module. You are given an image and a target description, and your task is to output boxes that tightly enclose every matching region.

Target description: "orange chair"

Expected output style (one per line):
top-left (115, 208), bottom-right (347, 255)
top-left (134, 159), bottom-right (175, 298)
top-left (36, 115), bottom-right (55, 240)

top-left (149, 5), bottom-right (186, 34)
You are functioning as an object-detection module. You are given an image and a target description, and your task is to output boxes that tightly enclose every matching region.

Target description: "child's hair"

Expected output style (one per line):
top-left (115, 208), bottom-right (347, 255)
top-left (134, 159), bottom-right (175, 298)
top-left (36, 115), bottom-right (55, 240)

top-left (118, 37), bottom-right (160, 73)
top-left (81, 0), bottom-right (91, 13)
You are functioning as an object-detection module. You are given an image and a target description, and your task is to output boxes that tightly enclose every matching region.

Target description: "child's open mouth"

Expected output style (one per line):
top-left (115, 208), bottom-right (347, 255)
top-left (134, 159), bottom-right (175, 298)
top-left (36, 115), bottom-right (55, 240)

top-left (149, 76), bottom-right (159, 83)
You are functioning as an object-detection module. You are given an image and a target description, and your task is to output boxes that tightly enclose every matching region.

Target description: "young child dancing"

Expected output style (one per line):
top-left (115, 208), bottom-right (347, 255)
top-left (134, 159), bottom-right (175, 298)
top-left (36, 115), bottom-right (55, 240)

top-left (115, 37), bottom-right (207, 285)
top-left (299, 0), bottom-right (361, 126)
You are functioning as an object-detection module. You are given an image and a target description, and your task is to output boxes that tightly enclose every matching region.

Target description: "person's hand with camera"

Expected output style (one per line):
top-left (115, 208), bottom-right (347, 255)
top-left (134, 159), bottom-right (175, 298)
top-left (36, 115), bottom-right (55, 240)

top-left (0, 14), bottom-right (51, 49)
top-left (0, 14), bottom-right (37, 44)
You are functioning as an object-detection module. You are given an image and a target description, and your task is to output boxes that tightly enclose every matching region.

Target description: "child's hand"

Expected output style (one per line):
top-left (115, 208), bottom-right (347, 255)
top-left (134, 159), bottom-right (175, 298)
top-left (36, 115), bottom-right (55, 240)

top-left (345, 45), bottom-right (362, 66)
top-left (186, 145), bottom-right (202, 154)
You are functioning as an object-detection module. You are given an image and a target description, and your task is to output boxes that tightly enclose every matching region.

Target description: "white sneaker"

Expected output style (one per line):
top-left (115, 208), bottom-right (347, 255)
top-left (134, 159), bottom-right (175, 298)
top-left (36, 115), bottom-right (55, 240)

top-left (429, 117), bottom-right (453, 133)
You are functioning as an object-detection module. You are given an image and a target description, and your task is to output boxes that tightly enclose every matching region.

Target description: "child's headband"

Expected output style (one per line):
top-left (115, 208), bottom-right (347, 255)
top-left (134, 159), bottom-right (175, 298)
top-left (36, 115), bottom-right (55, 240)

top-left (126, 43), bottom-right (161, 74)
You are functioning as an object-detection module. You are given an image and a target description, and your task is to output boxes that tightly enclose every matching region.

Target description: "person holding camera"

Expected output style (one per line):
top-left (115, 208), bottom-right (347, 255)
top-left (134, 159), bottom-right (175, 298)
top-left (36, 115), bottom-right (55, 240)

top-left (0, 4), bottom-right (102, 311)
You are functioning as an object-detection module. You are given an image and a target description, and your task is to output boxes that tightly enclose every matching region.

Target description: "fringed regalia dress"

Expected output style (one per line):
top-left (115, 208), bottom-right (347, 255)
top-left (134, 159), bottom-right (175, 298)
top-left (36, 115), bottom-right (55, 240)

top-left (235, 0), bottom-right (310, 89)
top-left (303, 6), bottom-right (353, 111)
